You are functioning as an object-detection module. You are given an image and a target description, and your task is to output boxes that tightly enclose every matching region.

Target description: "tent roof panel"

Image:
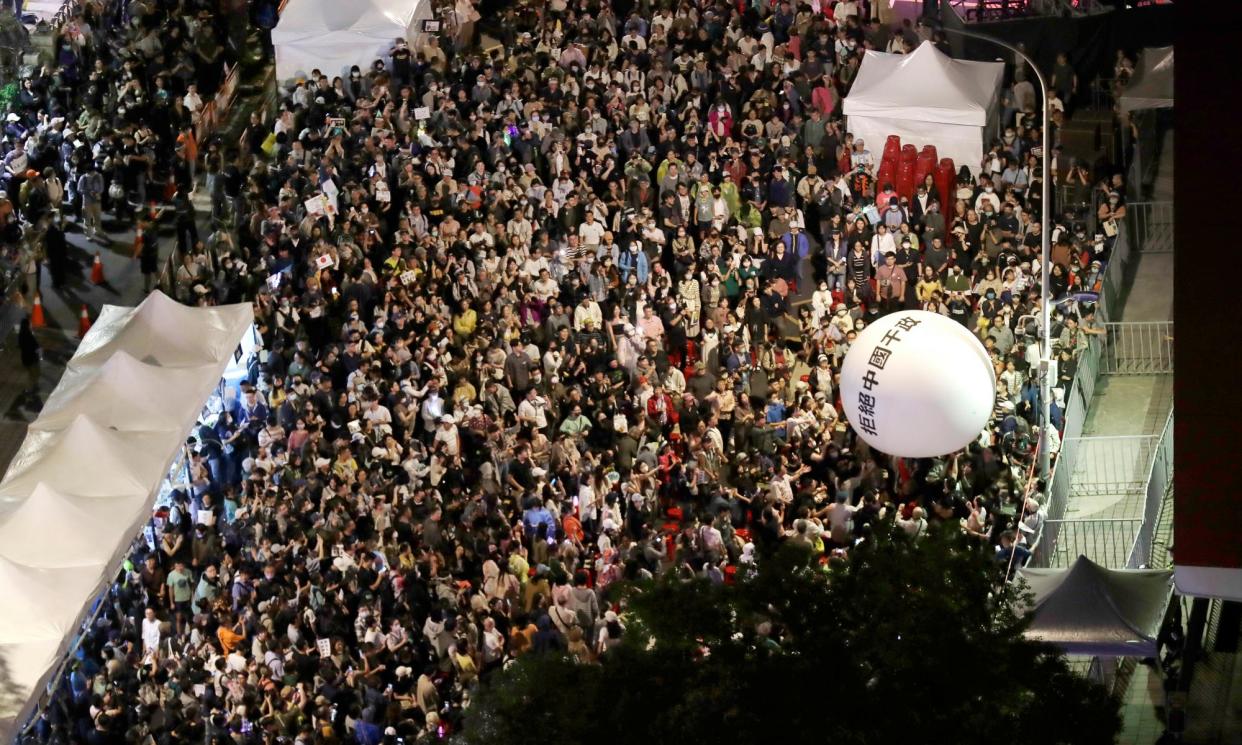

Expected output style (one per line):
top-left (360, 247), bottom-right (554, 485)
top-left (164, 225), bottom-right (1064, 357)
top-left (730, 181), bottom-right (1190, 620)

top-left (34, 351), bottom-right (214, 433)
top-left (0, 484), bottom-right (147, 568)
top-left (1018, 556), bottom-right (1173, 657)
top-left (74, 291), bottom-right (253, 368)
top-left (1120, 47), bottom-right (1173, 112)
top-left (843, 41), bottom-right (1004, 127)
top-left (0, 559), bottom-right (103, 643)
top-left (273, 0), bottom-right (420, 38)
top-left (0, 294), bottom-right (253, 734)
top-left (0, 416), bottom-right (169, 499)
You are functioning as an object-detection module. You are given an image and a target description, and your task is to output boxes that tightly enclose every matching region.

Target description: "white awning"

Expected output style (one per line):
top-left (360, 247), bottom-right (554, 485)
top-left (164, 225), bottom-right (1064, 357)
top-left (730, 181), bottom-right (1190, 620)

top-left (0, 291), bottom-right (253, 739)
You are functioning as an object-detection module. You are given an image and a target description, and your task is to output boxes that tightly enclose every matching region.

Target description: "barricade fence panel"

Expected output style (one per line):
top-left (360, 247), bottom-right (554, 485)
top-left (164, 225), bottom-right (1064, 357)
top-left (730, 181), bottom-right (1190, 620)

top-left (1127, 411), bottom-right (1174, 569)
top-left (1100, 321), bottom-right (1174, 375)
top-left (1031, 189), bottom-right (1174, 571)
top-left (1126, 201), bottom-right (1174, 254)
top-left (1041, 518), bottom-right (1144, 569)
top-left (1061, 435), bottom-right (1159, 503)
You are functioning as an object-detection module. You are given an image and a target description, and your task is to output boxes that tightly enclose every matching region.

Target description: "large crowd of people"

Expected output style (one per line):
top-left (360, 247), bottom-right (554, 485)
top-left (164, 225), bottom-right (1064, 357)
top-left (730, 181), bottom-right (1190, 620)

top-left (2, 0), bottom-right (1130, 743)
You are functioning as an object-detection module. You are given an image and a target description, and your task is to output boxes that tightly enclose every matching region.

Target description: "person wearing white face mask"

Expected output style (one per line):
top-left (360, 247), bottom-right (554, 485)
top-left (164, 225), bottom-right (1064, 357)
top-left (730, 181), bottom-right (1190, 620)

top-left (975, 177), bottom-right (1001, 214)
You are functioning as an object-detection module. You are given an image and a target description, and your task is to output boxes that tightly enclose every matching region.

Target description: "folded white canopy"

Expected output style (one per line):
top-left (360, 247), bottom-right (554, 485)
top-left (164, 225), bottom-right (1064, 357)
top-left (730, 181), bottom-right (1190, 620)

top-left (0, 291), bottom-right (253, 740)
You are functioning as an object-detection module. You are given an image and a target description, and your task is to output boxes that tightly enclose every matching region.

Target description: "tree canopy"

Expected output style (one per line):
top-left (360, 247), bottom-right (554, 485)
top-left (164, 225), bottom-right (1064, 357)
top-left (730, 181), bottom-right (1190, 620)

top-left (457, 525), bottom-right (1120, 745)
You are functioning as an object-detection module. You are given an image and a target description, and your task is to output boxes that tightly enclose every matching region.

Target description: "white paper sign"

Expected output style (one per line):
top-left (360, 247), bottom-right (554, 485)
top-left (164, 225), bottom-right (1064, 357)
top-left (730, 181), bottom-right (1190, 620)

top-left (413, 106), bottom-right (431, 121)
top-left (304, 195), bottom-right (327, 217)
top-left (316, 638), bottom-right (331, 657)
top-left (322, 179), bottom-right (339, 209)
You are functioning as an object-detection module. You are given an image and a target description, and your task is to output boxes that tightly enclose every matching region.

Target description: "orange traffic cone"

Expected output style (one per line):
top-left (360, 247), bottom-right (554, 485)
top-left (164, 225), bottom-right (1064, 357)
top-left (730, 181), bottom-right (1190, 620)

top-left (30, 293), bottom-right (45, 328)
top-left (77, 305), bottom-right (91, 338)
top-left (91, 252), bottom-right (105, 284)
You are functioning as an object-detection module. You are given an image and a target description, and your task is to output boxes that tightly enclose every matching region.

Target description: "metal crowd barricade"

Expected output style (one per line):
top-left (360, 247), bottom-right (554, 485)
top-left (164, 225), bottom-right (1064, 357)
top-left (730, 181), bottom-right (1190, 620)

top-left (1125, 201), bottom-right (1174, 254)
top-left (1031, 205), bottom-right (1178, 572)
top-left (1041, 517), bottom-right (1144, 569)
top-left (1096, 217), bottom-right (1133, 324)
top-left (1099, 321), bottom-right (1174, 375)
top-left (1126, 410), bottom-right (1174, 569)
top-left (1061, 434), bottom-right (1160, 506)
top-left (1033, 373), bottom-right (1090, 566)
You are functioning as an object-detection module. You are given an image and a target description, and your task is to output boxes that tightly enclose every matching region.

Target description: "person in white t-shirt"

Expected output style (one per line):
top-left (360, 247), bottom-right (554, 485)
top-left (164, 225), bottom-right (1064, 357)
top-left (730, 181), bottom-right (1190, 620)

top-left (517, 388), bottom-right (550, 430)
top-left (183, 84), bottom-right (203, 120)
top-left (363, 396), bottom-right (392, 427)
top-left (578, 212), bottom-right (606, 249)
top-left (142, 607), bottom-right (162, 656)
top-left (433, 416), bottom-right (461, 456)
top-left (826, 493), bottom-right (857, 546)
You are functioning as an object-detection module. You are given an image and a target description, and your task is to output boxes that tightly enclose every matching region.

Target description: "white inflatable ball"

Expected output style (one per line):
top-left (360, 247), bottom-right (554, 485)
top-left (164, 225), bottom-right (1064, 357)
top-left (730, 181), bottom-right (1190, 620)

top-left (840, 310), bottom-right (996, 458)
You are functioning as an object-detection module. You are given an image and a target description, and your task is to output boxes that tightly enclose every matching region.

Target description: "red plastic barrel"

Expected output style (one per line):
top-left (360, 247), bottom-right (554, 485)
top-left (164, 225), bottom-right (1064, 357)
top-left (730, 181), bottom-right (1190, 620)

top-left (884, 135), bottom-right (902, 159)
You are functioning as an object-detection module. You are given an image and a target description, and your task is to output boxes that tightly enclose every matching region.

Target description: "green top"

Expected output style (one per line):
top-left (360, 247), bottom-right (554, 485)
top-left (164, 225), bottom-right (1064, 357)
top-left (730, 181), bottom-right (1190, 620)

top-left (167, 568), bottom-right (193, 603)
top-left (560, 414), bottom-right (592, 436)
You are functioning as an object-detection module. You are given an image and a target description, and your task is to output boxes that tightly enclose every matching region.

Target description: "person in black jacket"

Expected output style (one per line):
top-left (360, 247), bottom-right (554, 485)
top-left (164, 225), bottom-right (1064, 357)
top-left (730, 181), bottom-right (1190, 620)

top-left (45, 220), bottom-right (68, 289)
top-left (134, 216), bottom-right (160, 292)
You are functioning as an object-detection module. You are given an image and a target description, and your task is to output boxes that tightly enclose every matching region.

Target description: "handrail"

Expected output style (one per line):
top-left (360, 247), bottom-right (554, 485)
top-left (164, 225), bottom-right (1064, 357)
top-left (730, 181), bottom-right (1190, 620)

top-left (194, 62), bottom-right (240, 148)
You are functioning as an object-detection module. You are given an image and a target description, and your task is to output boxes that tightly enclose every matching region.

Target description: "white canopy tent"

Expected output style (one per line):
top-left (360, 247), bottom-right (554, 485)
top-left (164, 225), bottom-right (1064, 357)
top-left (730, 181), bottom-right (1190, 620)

top-left (844, 41), bottom-right (1004, 176)
top-left (1017, 556), bottom-right (1175, 658)
top-left (0, 416), bottom-right (172, 499)
top-left (272, 0), bottom-right (434, 81)
top-left (0, 291), bottom-right (253, 740)
top-left (1120, 47), bottom-right (1173, 113)
top-left (0, 484), bottom-right (148, 568)
top-left (73, 291), bottom-right (248, 368)
top-left (33, 351), bottom-right (217, 433)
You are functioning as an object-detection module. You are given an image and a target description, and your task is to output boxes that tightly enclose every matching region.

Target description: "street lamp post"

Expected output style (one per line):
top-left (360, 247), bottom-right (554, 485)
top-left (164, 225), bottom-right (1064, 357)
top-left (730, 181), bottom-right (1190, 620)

top-left (928, 23), bottom-right (1053, 481)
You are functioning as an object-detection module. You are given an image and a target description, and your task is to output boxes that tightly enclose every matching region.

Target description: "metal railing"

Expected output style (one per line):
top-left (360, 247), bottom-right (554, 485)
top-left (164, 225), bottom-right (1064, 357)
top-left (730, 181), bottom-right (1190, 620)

top-left (193, 0), bottom-right (291, 163)
top-left (193, 62), bottom-right (240, 148)
top-left (1034, 380), bottom-right (1088, 565)
top-left (1041, 517), bottom-right (1144, 568)
top-left (1060, 434), bottom-right (1160, 505)
top-left (1036, 433), bottom-right (1155, 566)
top-left (1056, 182), bottom-right (1093, 218)
top-left (1034, 217), bottom-right (1124, 545)
top-left (51, 0), bottom-right (82, 27)
top-left (156, 243), bottom-right (183, 298)
top-left (1126, 201), bottom-right (1174, 254)
top-left (1038, 197), bottom-right (1172, 571)
top-left (1038, 414), bottom-right (1172, 569)
top-left (1090, 76), bottom-right (1117, 112)
top-left (1126, 410), bottom-right (1173, 569)
top-left (1099, 321), bottom-right (1174, 375)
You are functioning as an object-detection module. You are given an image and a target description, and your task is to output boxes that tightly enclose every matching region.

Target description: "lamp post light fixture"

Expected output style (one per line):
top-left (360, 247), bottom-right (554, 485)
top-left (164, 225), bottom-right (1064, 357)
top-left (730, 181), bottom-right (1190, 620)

top-left (923, 19), bottom-right (1054, 481)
